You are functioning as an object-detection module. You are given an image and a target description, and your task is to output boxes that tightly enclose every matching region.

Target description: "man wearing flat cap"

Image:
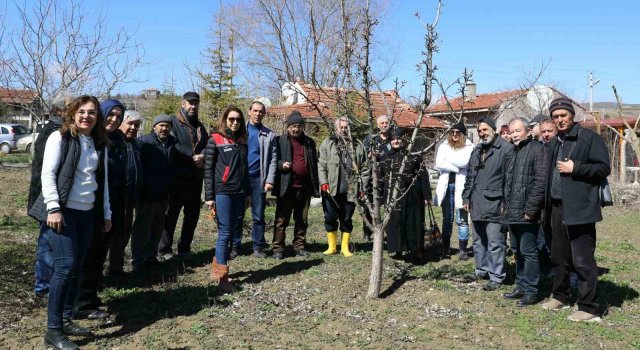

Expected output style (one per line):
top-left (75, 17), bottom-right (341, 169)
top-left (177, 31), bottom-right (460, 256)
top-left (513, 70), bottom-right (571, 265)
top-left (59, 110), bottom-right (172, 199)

top-left (159, 92), bottom-right (208, 261)
top-left (540, 97), bottom-right (610, 322)
top-left (266, 111), bottom-right (320, 259)
top-left (462, 116), bottom-right (514, 291)
top-left (131, 115), bottom-right (176, 273)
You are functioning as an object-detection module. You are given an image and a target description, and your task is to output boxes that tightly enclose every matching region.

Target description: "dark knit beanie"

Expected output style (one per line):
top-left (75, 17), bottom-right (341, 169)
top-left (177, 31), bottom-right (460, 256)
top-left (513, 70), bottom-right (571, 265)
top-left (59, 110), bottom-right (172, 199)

top-left (478, 116), bottom-right (496, 131)
top-left (549, 97), bottom-right (576, 116)
top-left (451, 120), bottom-right (467, 135)
top-left (286, 111), bottom-right (304, 126)
top-left (153, 114), bottom-right (173, 127)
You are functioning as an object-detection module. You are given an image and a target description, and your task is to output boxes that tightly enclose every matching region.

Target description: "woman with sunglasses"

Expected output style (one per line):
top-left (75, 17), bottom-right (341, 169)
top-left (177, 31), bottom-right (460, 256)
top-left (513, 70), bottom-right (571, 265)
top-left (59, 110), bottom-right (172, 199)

top-left (434, 121), bottom-right (474, 260)
top-left (204, 106), bottom-right (250, 293)
top-left (28, 95), bottom-right (111, 350)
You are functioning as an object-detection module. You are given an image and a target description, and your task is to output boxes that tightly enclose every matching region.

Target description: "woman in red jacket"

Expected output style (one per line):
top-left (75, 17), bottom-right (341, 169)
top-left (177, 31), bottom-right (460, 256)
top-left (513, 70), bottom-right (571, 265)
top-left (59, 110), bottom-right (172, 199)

top-left (204, 106), bottom-right (249, 293)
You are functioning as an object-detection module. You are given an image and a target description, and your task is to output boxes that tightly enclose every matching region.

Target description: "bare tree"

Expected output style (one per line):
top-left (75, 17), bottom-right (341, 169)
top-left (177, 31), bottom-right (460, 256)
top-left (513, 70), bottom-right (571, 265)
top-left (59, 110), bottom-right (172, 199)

top-left (0, 0), bottom-right (145, 120)
top-left (607, 86), bottom-right (640, 182)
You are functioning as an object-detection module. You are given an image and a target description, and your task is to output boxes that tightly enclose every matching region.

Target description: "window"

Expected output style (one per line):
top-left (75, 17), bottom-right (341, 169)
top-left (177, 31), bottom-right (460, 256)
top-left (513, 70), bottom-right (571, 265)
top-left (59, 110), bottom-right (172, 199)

top-left (13, 125), bottom-right (29, 135)
top-left (1, 127), bottom-right (7, 134)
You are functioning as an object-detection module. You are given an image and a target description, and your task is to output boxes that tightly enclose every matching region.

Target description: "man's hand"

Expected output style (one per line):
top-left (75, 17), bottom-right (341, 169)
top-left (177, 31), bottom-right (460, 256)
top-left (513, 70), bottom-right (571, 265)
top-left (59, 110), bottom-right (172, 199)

top-left (321, 183), bottom-right (330, 193)
top-left (205, 200), bottom-right (215, 210)
top-left (462, 204), bottom-right (469, 212)
top-left (524, 213), bottom-right (532, 221)
top-left (193, 154), bottom-right (204, 168)
top-left (104, 220), bottom-right (112, 232)
top-left (282, 161), bottom-right (292, 171)
top-left (264, 183), bottom-right (273, 192)
top-left (557, 159), bottom-right (574, 174)
top-left (47, 212), bottom-right (64, 233)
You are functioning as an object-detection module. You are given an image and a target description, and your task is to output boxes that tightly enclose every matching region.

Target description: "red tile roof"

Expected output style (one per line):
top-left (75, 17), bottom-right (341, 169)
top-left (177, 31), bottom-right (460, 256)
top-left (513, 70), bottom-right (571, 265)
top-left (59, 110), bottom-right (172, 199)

top-left (427, 89), bottom-right (526, 114)
top-left (0, 88), bottom-right (38, 105)
top-left (267, 83), bottom-right (445, 128)
top-left (580, 116), bottom-right (639, 129)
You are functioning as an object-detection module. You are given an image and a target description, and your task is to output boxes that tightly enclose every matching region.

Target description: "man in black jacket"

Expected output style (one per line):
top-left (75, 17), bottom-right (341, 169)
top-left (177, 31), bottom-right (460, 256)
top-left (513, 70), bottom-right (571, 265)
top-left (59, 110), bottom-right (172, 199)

top-left (266, 111), bottom-right (319, 259)
top-left (131, 115), bottom-right (176, 273)
top-left (462, 117), bottom-right (514, 291)
top-left (502, 117), bottom-right (546, 306)
top-left (541, 97), bottom-right (610, 322)
top-left (159, 92), bottom-right (208, 260)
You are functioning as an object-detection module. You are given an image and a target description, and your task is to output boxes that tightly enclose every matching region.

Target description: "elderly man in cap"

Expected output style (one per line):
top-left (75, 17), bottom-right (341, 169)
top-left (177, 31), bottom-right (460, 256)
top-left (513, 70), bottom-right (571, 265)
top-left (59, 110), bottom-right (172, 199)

top-left (541, 97), bottom-right (610, 322)
top-left (462, 116), bottom-right (514, 290)
top-left (266, 111), bottom-right (320, 259)
top-left (158, 92), bottom-right (208, 260)
top-left (529, 114), bottom-right (546, 142)
top-left (131, 115), bottom-right (176, 273)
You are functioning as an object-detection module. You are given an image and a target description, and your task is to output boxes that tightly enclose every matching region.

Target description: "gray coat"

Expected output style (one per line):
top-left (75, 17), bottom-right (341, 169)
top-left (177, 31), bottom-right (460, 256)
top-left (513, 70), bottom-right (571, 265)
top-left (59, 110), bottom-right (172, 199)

top-left (251, 123), bottom-right (278, 187)
top-left (462, 136), bottom-right (514, 222)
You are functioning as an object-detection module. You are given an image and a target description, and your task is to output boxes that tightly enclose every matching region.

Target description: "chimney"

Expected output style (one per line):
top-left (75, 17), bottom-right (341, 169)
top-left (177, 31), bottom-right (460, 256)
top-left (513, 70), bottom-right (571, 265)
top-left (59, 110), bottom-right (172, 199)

top-left (465, 81), bottom-right (476, 102)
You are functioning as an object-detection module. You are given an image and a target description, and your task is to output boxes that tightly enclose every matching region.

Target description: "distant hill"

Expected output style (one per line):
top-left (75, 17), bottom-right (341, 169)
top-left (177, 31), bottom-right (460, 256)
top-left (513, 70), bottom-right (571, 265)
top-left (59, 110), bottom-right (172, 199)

top-left (591, 102), bottom-right (640, 117)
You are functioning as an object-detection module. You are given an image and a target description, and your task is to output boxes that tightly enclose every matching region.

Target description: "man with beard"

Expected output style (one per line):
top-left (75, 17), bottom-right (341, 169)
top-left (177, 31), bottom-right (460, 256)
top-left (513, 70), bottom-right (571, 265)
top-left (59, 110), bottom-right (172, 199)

top-left (502, 117), bottom-right (546, 306)
top-left (158, 92), bottom-right (207, 260)
top-left (462, 117), bottom-right (514, 290)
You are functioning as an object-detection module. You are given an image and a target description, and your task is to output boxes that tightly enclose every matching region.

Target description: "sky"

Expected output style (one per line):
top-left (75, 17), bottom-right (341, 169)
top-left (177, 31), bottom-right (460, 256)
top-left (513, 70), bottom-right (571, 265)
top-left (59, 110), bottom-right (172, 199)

top-left (3, 0), bottom-right (639, 103)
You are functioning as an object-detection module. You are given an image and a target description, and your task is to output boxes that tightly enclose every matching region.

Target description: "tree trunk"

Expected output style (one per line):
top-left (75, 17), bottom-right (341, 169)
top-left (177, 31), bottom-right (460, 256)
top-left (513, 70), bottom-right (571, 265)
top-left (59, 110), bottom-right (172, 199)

top-left (367, 227), bottom-right (384, 297)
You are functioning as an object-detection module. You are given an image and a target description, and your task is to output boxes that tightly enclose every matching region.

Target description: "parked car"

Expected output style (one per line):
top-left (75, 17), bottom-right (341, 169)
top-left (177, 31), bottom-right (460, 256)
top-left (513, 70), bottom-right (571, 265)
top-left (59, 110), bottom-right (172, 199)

top-left (16, 132), bottom-right (37, 153)
top-left (0, 123), bottom-right (30, 154)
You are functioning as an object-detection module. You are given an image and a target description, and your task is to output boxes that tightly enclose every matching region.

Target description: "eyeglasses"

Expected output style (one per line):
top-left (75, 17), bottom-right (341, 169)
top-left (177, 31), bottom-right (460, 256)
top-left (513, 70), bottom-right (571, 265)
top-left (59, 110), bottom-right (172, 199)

top-left (449, 130), bottom-right (461, 135)
top-left (227, 117), bottom-right (242, 123)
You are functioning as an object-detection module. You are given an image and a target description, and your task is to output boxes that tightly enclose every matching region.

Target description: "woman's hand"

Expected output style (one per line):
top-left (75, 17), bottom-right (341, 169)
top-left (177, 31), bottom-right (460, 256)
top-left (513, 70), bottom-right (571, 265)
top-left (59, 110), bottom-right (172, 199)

top-left (206, 200), bottom-right (215, 210)
top-left (103, 220), bottom-right (112, 232)
top-left (47, 212), bottom-right (64, 233)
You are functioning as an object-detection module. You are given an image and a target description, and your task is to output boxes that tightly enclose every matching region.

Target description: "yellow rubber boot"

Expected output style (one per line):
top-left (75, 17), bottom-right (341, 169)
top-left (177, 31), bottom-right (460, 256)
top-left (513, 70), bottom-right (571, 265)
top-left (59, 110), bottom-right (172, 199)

top-left (341, 232), bottom-right (353, 257)
top-left (323, 231), bottom-right (338, 255)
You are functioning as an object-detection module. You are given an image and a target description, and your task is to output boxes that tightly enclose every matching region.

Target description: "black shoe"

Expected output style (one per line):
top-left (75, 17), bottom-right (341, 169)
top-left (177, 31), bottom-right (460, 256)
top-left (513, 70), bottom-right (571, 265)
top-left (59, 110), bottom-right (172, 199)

top-left (253, 249), bottom-right (267, 258)
top-left (503, 289), bottom-right (525, 300)
top-left (62, 319), bottom-right (92, 336)
top-left (44, 329), bottom-right (79, 350)
top-left (228, 248), bottom-right (239, 260)
top-left (482, 281), bottom-right (502, 291)
top-left (517, 295), bottom-right (542, 307)
top-left (462, 273), bottom-right (486, 283)
top-left (295, 250), bottom-right (310, 258)
top-left (87, 309), bottom-right (109, 320)
top-left (272, 251), bottom-right (284, 260)
top-left (391, 252), bottom-right (403, 260)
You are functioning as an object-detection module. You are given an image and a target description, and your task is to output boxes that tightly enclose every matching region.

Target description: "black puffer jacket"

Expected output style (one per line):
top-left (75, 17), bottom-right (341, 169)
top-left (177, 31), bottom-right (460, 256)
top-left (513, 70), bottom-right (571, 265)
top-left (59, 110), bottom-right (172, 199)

top-left (502, 137), bottom-right (546, 224)
top-left (203, 132), bottom-right (250, 200)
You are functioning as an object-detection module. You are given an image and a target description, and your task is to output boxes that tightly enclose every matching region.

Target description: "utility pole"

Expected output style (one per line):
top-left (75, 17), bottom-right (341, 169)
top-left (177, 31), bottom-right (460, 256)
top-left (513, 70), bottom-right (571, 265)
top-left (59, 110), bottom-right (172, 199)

top-left (589, 71), bottom-right (600, 112)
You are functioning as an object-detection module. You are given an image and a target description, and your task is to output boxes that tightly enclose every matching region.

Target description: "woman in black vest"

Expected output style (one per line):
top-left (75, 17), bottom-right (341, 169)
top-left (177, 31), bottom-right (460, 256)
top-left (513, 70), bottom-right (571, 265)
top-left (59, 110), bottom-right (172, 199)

top-left (30, 95), bottom-right (111, 350)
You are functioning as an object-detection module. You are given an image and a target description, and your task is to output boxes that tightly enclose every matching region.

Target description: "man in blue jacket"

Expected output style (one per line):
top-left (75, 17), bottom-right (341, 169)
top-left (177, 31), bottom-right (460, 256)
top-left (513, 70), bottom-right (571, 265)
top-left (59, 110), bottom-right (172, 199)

top-left (540, 97), bottom-right (610, 322)
top-left (131, 115), bottom-right (175, 273)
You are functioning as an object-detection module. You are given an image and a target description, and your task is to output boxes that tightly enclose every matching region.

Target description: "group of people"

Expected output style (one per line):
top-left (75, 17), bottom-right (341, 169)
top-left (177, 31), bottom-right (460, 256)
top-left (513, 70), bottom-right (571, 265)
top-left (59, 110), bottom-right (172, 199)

top-left (26, 91), bottom-right (609, 349)
top-left (437, 97), bottom-right (610, 323)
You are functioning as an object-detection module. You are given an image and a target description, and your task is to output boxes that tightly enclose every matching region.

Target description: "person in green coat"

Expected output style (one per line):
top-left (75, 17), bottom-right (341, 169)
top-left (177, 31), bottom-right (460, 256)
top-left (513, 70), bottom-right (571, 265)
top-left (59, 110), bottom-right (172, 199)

top-left (318, 117), bottom-right (369, 257)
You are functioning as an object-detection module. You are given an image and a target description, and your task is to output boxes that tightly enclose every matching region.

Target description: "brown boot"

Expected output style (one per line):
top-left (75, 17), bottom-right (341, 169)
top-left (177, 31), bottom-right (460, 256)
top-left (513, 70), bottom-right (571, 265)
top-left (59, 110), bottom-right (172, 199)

top-left (210, 258), bottom-right (235, 294)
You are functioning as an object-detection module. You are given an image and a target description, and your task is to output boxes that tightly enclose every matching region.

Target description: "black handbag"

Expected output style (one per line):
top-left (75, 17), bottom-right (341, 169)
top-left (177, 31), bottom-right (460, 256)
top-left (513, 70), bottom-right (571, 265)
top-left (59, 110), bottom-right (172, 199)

top-left (424, 202), bottom-right (441, 248)
top-left (567, 129), bottom-right (613, 208)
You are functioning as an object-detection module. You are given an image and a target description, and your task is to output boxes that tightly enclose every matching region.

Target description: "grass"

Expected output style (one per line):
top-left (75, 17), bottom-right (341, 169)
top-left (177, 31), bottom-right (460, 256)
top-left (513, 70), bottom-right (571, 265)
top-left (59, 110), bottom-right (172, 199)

top-left (0, 152), bottom-right (31, 164)
top-left (0, 166), bottom-right (639, 349)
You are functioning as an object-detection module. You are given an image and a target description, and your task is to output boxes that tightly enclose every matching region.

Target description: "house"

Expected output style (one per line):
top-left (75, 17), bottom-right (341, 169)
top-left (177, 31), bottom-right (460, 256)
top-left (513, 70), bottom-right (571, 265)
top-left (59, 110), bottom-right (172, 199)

top-left (426, 83), bottom-right (593, 142)
top-left (0, 88), bottom-right (39, 123)
top-left (267, 81), bottom-right (445, 135)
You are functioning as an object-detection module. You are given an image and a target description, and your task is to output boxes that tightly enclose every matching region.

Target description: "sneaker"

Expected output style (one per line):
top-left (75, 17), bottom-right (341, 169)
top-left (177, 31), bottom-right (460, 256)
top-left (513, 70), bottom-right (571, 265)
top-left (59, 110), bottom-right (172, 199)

top-left (253, 249), bottom-right (267, 258)
top-left (482, 281), bottom-right (502, 291)
top-left (158, 253), bottom-right (173, 262)
top-left (228, 248), bottom-right (239, 260)
top-left (272, 251), bottom-right (284, 260)
top-left (541, 298), bottom-right (570, 311)
top-left (295, 250), bottom-right (310, 258)
top-left (567, 310), bottom-right (601, 322)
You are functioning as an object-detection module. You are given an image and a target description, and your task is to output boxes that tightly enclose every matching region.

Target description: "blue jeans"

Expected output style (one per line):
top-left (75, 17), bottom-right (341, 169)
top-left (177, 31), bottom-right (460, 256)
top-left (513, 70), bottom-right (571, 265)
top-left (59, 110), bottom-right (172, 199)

top-left (216, 194), bottom-right (246, 265)
top-left (441, 183), bottom-right (469, 241)
top-left (47, 208), bottom-right (94, 329)
top-left (244, 174), bottom-right (267, 251)
top-left (35, 224), bottom-right (54, 294)
top-left (510, 224), bottom-right (541, 296)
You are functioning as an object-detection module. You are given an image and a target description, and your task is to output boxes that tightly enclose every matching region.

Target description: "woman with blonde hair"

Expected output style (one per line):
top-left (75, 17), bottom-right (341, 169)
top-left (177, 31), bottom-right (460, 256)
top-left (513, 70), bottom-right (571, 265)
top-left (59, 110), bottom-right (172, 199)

top-left (434, 120), bottom-right (474, 260)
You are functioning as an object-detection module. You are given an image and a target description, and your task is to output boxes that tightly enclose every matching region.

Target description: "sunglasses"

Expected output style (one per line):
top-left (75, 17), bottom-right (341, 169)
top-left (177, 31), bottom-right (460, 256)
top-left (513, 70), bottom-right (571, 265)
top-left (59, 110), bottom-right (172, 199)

top-left (227, 117), bottom-right (242, 123)
top-left (449, 130), bottom-right (461, 135)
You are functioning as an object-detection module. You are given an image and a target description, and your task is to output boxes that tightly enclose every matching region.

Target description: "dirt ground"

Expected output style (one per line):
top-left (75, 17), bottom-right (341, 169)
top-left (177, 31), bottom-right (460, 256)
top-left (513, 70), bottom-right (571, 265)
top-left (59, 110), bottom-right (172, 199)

top-left (0, 166), bottom-right (639, 349)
